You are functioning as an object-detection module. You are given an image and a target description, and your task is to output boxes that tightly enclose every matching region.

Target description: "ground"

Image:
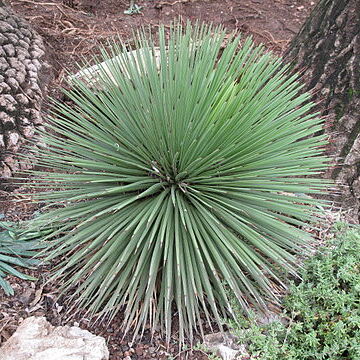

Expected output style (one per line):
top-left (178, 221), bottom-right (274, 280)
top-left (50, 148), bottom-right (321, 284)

top-left (6, 0), bottom-right (315, 89)
top-left (0, 0), bottom-right (316, 359)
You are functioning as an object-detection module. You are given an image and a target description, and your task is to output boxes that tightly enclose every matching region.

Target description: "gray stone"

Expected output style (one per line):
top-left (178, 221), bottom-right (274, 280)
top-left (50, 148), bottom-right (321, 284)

top-left (0, 316), bottom-right (109, 360)
top-left (255, 310), bottom-right (284, 326)
top-left (203, 332), bottom-right (248, 360)
top-left (70, 47), bottom-right (162, 89)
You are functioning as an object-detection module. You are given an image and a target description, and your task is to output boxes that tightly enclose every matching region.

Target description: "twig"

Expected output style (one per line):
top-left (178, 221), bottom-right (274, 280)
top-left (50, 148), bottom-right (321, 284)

top-left (235, 4), bottom-right (262, 16)
top-left (15, 0), bottom-right (89, 27)
top-left (173, 347), bottom-right (192, 359)
top-left (155, 0), bottom-right (190, 8)
top-left (250, 28), bottom-right (289, 50)
top-left (22, 15), bottom-right (46, 21)
top-left (0, 318), bottom-right (10, 334)
top-left (14, 0), bottom-right (88, 14)
top-left (15, 0), bottom-right (68, 16)
top-left (55, 68), bottom-right (65, 84)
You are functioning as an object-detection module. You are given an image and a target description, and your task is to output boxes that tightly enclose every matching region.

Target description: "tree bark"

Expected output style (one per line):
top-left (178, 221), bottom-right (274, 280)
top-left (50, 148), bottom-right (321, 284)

top-left (0, 3), bottom-right (50, 180)
top-left (285, 0), bottom-right (360, 222)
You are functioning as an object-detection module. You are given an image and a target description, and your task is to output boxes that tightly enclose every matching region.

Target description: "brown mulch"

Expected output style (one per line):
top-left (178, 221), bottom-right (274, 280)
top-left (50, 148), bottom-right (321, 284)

top-left (0, 0), bottom-right (317, 359)
top-left (6, 0), bottom-right (315, 90)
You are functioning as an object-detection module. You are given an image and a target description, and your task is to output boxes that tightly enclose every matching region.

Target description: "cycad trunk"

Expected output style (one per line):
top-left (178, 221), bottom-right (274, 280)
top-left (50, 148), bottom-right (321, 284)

top-left (285, 0), bottom-right (360, 222)
top-left (0, 3), bottom-right (49, 179)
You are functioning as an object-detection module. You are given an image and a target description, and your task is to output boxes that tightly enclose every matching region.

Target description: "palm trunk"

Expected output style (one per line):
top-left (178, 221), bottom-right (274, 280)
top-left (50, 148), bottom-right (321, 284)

top-left (0, 3), bottom-right (50, 179)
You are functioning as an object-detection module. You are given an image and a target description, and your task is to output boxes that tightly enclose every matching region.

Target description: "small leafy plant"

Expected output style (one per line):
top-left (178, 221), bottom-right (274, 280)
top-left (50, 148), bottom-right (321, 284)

top-left (0, 221), bottom-right (44, 295)
top-left (124, 0), bottom-right (142, 14)
top-left (230, 224), bottom-right (360, 360)
top-left (24, 23), bottom-right (328, 342)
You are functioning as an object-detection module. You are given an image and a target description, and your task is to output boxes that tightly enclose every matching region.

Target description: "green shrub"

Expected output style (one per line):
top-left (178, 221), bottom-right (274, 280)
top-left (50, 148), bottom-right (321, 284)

top-left (0, 221), bottom-right (44, 295)
top-left (231, 224), bottom-right (360, 360)
top-left (25, 23), bottom-right (328, 342)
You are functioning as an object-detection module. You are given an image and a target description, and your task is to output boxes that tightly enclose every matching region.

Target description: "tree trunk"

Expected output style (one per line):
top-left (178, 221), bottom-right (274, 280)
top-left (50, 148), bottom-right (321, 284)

top-left (0, 3), bottom-right (50, 180)
top-left (285, 0), bottom-right (360, 222)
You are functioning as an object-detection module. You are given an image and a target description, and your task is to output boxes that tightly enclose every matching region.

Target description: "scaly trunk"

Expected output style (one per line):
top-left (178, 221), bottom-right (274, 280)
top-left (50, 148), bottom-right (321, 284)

top-left (0, 3), bottom-right (50, 179)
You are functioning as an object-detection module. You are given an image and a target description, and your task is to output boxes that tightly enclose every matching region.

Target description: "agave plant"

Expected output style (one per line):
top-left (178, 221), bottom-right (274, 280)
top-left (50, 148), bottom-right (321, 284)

top-left (0, 221), bottom-right (45, 295)
top-left (25, 23), bottom-right (328, 342)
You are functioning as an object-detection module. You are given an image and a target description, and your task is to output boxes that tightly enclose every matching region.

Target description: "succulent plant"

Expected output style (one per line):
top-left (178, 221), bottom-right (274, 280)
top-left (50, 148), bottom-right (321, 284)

top-left (25, 23), bottom-right (328, 343)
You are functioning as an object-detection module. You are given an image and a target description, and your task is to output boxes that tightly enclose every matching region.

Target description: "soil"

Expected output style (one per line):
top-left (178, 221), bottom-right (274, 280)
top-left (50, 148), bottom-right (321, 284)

top-left (5, 0), bottom-right (315, 90)
top-left (0, 0), bottom-right (317, 359)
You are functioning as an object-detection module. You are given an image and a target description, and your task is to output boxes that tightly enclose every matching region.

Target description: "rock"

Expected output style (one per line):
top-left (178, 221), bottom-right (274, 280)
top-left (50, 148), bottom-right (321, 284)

top-left (0, 316), bottom-right (109, 360)
top-left (203, 332), bottom-right (248, 360)
top-left (255, 309), bottom-right (285, 326)
top-left (216, 345), bottom-right (239, 360)
top-left (70, 47), bottom-right (162, 89)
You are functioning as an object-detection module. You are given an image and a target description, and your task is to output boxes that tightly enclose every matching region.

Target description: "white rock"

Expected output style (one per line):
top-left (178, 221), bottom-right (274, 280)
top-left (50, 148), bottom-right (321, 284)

top-left (217, 344), bottom-right (241, 360)
top-left (0, 316), bottom-right (109, 360)
top-left (203, 332), bottom-right (248, 360)
top-left (70, 47), bottom-right (161, 89)
top-left (69, 39), bottom-right (205, 90)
